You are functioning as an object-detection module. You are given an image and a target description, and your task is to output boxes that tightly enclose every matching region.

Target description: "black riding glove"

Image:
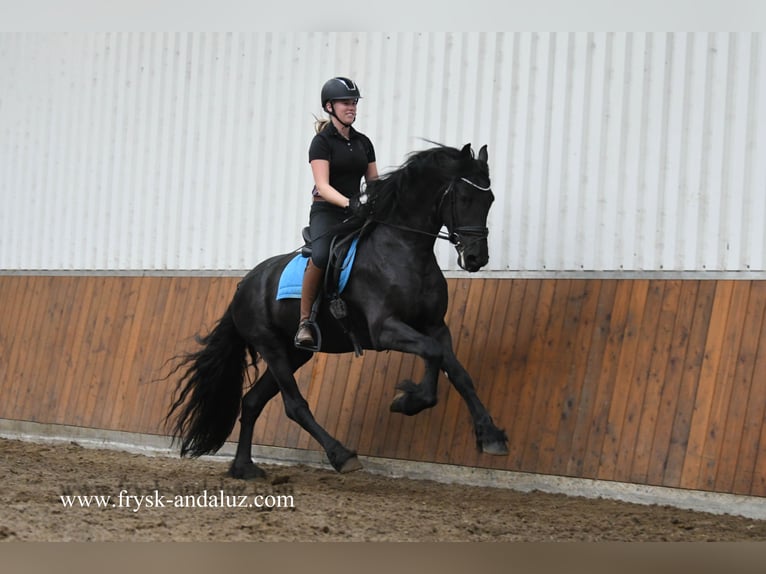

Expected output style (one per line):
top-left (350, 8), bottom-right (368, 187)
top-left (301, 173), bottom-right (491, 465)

top-left (346, 190), bottom-right (373, 219)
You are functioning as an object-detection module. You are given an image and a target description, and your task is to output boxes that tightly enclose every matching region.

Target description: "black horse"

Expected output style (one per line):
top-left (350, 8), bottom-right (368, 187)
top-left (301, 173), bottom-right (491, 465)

top-left (166, 143), bottom-right (508, 479)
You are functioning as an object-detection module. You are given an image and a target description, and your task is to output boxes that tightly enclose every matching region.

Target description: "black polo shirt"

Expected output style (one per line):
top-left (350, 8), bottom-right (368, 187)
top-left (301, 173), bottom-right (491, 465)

top-left (308, 123), bottom-right (376, 198)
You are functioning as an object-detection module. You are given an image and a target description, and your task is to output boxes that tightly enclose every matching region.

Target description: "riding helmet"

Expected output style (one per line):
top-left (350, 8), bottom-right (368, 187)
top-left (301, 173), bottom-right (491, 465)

top-left (321, 77), bottom-right (362, 108)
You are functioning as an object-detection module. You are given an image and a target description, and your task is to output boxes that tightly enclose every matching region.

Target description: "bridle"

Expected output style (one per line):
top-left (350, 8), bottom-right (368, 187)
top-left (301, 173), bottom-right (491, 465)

top-left (371, 176), bottom-right (492, 253)
top-left (438, 177), bottom-right (492, 252)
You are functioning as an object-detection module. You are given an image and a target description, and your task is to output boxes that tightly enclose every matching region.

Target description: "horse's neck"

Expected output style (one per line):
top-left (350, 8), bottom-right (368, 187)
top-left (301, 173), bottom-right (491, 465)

top-left (389, 182), bottom-right (444, 235)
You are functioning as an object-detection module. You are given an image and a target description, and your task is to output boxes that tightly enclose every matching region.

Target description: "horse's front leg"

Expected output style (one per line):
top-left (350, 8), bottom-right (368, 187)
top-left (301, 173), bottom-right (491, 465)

top-left (375, 320), bottom-right (443, 416)
top-left (434, 327), bottom-right (508, 455)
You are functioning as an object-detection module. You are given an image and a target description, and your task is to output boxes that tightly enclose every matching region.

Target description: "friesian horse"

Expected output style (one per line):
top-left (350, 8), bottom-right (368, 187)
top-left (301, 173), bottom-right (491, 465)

top-left (166, 143), bottom-right (508, 478)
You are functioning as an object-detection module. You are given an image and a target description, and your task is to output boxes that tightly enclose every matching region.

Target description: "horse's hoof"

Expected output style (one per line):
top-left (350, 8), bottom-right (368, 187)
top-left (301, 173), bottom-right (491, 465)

top-left (339, 456), bottom-right (363, 474)
top-left (481, 441), bottom-right (509, 456)
top-left (228, 460), bottom-right (267, 480)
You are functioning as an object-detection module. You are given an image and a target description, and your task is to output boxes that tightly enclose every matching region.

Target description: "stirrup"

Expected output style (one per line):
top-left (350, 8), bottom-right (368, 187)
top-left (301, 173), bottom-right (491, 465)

top-left (294, 320), bottom-right (321, 352)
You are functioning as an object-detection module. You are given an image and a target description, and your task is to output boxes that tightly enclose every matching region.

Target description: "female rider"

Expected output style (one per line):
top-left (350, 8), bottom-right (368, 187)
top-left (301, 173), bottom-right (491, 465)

top-left (295, 77), bottom-right (378, 349)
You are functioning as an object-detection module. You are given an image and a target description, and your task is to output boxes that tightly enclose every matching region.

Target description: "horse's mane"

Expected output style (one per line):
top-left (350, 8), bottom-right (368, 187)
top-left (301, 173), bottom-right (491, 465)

top-left (366, 143), bottom-right (486, 220)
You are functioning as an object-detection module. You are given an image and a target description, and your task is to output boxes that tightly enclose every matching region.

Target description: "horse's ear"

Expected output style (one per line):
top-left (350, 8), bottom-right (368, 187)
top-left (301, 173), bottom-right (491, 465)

top-left (460, 143), bottom-right (472, 159)
top-left (478, 145), bottom-right (488, 164)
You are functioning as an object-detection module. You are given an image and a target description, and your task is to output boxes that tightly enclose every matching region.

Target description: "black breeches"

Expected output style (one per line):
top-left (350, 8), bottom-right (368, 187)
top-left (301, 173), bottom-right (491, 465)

top-left (308, 201), bottom-right (347, 270)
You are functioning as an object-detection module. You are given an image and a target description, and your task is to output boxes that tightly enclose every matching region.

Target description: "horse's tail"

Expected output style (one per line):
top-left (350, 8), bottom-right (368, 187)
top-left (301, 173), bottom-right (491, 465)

top-left (165, 305), bottom-right (249, 457)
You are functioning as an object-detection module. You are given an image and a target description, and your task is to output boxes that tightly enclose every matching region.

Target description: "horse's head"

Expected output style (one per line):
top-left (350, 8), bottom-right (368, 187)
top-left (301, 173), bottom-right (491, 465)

top-left (441, 144), bottom-right (494, 272)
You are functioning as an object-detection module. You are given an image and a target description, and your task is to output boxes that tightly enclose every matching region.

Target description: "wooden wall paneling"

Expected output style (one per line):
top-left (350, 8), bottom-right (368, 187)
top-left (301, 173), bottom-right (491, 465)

top-left (356, 348), bottom-right (398, 456)
top-left (662, 280), bottom-right (717, 487)
top-left (344, 351), bottom-right (384, 454)
top-left (497, 279), bottom-right (543, 469)
top-left (679, 281), bottom-right (736, 489)
top-left (508, 279), bottom-right (557, 470)
top-left (550, 279), bottom-right (602, 475)
top-left (334, 352), bottom-right (370, 452)
top-left (580, 280), bottom-right (635, 478)
top-left (322, 351), bottom-right (357, 445)
top-left (597, 279), bottom-right (650, 481)
top-left (644, 280), bottom-right (700, 486)
top-left (535, 279), bottom-right (595, 472)
top-left (9, 275), bottom-right (41, 421)
top-left (520, 279), bottom-right (573, 473)
top-left (92, 278), bottom-right (139, 430)
top-left (612, 281), bottom-right (666, 482)
top-left (629, 280), bottom-right (682, 484)
top-left (0, 277), bottom-right (21, 418)
top-left (69, 276), bottom-right (113, 428)
top-left (564, 291), bottom-right (621, 476)
top-left (38, 277), bottom-right (78, 421)
top-left (98, 277), bottom-right (137, 430)
top-left (697, 281), bottom-right (752, 490)
top-left (52, 277), bottom-right (97, 425)
top-left (732, 282), bottom-right (766, 496)
top-left (9, 276), bottom-right (50, 421)
top-left (138, 277), bottom-right (184, 433)
top-left (715, 281), bottom-right (766, 493)
top-left (564, 282), bottom-right (619, 477)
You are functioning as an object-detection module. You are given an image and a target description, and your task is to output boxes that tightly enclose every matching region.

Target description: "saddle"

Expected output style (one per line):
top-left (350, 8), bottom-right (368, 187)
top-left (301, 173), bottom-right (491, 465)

top-left (299, 222), bottom-right (370, 356)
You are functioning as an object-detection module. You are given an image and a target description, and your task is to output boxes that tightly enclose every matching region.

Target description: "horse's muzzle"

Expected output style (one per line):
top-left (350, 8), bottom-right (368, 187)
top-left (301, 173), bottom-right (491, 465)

top-left (456, 241), bottom-right (489, 272)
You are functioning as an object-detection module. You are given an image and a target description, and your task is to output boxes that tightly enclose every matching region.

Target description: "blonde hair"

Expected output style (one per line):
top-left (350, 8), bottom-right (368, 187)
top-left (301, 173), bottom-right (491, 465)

top-left (313, 115), bottom-right (330, 134)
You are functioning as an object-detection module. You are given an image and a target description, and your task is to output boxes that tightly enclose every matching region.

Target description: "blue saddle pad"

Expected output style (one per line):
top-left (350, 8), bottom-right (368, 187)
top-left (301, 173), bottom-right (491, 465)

top-left (276, 238), bottom-right (359, 300)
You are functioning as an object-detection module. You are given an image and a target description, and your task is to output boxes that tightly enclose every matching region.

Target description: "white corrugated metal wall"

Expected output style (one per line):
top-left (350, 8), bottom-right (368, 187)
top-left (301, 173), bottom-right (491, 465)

top-left (1, 32), bottom-right (764, 273)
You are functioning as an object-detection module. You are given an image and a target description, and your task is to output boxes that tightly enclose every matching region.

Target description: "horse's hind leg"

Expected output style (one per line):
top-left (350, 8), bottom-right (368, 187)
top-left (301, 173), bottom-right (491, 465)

top-left (261, 346), bottom-right (362, 474)
top-left (228, 368), bottom-right (280, 479)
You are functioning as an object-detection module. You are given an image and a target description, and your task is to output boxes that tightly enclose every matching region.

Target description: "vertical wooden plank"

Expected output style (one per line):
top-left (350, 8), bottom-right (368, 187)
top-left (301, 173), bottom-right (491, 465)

top-left (662, 280), bottom-right (717, 487)
top-left (715, 281), bottom-right (766, 492)
top-left (566, 280), bottom-right (618, 477)
top-left (91, 277), bottom-right (140, 430)
top-left (597, 280), bottom-right (651, 481)
top-left (629, 279), bottom-right (681, 483)
top-left (9, 276), bottom-right (52, 421)
top-left (520, 279), bottom-right (573, 473)
top-left (355, 349), bottom-right (399, 456)
top-left (38, 277), bottom-right (79, 417)
top-left (335, 354), bottom-right (374, 451)
top-left (613, 281), bottom-right (665, 482)
top-left (549, 279), bottom-right (603, 475)
top-left (679, 281), bottom-right (735, 489)
top-left (643, 280), bottom-right (699, 485)
top-left (507, 279), bottom-right (556, 469)
top-left (344, 351), bottom-right (383, 452)
top-left (52, 277), bottom-right (97, 425)
top-left (134, 277), bottom-right (186, 433)
top-left (580, 280), bottom-right (635, 478)
top-left (732, 282), bottom-right (766, 496)
top-left (0, 277), bottom-right (24, 415)
top-left (696, 281), bottom-right (751, 490)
